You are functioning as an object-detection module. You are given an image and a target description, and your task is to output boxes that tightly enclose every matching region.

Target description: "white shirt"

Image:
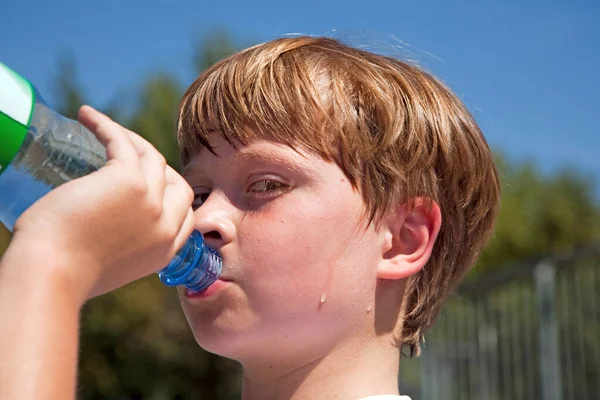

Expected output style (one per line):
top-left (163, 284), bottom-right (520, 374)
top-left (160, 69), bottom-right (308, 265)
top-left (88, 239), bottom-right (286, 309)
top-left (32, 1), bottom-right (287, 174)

top-left (359, 396), bottom-right (411, 399)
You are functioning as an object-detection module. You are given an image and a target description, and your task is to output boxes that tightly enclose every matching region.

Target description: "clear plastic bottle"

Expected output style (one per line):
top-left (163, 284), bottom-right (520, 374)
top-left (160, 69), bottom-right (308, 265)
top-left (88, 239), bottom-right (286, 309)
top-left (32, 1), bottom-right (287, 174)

top-left (0, 62), bottom-right (221, 292)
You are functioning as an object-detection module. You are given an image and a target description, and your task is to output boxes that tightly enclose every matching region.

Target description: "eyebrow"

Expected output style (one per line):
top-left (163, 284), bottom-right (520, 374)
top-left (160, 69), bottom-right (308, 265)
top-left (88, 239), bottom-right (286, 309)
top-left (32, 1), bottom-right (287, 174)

top-left (182, 146), bottom-right (309, 179)
top-left (182, 162), bottom-right (202, 178)
top-left (233, 148), bottom-right (307, 172)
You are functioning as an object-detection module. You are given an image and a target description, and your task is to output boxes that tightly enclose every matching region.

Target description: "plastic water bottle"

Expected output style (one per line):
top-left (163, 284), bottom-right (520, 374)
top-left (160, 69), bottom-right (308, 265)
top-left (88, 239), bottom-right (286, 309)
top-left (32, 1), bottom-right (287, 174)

top-left (0, 62), bottom-right (221, 292)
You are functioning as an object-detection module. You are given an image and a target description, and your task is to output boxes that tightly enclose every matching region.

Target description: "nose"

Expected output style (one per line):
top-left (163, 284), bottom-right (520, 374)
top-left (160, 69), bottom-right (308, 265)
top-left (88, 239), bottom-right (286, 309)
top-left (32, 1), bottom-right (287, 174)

top-left (194, 192), bottom-right (236, 250)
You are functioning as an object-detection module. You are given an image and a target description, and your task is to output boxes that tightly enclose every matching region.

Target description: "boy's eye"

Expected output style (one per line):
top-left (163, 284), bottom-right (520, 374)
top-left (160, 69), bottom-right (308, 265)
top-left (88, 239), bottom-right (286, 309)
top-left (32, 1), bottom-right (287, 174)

top-left (192, 192), bottom-right (210, 210)
top-left (192, 180), bottom-right (289, 210)
top-left (246, 179), bottom-right (289, 195)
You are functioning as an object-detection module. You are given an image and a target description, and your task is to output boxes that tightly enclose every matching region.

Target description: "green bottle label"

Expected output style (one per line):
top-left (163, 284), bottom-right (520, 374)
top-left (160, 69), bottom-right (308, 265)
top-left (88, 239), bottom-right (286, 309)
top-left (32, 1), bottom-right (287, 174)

top-left (0, 62), bottom-right (35, 174)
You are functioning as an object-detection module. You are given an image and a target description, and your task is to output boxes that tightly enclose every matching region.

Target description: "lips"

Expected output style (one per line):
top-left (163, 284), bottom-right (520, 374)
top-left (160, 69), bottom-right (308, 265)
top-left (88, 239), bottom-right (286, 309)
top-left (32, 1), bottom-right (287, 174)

top-left (184, 278), bottom-right (231, 299)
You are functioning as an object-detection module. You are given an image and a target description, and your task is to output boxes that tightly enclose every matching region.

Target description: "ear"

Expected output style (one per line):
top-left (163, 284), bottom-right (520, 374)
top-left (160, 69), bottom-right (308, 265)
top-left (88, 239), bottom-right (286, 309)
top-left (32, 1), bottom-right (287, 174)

top-left (377, 197), bottom-right (442, 280)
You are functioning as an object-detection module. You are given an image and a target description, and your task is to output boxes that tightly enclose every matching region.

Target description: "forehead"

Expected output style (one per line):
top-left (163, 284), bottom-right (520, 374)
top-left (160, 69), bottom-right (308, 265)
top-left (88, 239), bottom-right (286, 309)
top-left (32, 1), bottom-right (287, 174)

top-left (182, 135), bottom-right (318, 176)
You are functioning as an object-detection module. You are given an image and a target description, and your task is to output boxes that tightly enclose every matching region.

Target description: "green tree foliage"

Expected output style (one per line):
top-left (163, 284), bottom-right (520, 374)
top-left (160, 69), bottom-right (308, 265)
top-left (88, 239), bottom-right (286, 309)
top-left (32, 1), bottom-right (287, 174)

top-left (78, 278), bottom-right (241, 399)
top-left (0, 225), bottom-right (9, 255)
top-left (53, 50), bottom-right (87, 119)
top-left (476, 155), bottom-right (600, 272)
top-left (127, 73), bottom-right (182, 169)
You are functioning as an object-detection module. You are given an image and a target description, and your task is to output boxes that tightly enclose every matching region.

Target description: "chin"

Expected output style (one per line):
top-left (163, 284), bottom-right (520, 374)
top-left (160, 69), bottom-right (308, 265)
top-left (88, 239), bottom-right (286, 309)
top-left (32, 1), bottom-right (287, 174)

top-left (189, 319), bottom-right (297, 363)
top-left (184, 314), bottom-right (250, 360)
top-left (195, 330), bottom-right (270, 363)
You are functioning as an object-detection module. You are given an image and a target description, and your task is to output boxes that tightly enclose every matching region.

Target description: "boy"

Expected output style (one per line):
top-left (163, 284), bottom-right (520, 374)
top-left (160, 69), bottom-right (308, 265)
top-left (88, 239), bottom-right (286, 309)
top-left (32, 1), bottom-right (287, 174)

top-left (0, 36), bottom-right (500, 399)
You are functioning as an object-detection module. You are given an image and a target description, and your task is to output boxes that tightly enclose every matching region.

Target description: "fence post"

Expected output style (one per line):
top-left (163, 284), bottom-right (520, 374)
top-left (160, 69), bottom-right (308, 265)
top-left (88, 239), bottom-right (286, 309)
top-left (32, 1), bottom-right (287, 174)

top-left (420, 344), bottom-right (454, 400)
top-left (534, 261), bottom-right (563, 400)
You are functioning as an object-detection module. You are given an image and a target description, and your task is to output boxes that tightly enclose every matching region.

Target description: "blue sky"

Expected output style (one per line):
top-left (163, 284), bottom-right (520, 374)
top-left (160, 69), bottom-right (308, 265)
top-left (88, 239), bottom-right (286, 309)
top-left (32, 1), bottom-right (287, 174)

top-left (1, 0), bottom-right (599, 183)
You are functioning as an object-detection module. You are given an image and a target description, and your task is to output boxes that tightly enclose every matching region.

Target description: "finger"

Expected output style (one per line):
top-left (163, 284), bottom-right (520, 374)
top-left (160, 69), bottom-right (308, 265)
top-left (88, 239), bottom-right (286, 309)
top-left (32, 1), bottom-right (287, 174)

top-left (164, 164), bottom-right (182, 186)
top-left (126, 132), bottom-right (167, 201)
top-left (172, 208), bottom-right (197, 254)
top-left (162, 174), bottom-right (194, 239)
top-left (78, 106), bottom-right (139, 168)
top-left (125, 130), bottom-right (159, 158)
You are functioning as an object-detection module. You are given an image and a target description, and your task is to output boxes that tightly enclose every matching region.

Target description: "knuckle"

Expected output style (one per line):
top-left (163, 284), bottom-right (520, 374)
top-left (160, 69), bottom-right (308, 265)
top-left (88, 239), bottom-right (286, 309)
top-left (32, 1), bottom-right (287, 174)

top-left (98, 118), bottom-right (120, 137)
top-left (127, 175), bottom-right (148, 195)
top-left (148, 202), bottom-right (164, 220)
top-left (155, 153), bottom-right (167, 166)
top-left (96, 117), bottom-right (112, 132)
top-left (174, 174), bottom-right (193, 196)
top-left (158, 225), bottom-right (177, 244)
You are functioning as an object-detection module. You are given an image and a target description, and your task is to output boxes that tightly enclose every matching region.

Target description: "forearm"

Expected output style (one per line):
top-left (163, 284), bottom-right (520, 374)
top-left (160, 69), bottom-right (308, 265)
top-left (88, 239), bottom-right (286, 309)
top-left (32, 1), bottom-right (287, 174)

top-left (0, 244), bottom-right (82, 400)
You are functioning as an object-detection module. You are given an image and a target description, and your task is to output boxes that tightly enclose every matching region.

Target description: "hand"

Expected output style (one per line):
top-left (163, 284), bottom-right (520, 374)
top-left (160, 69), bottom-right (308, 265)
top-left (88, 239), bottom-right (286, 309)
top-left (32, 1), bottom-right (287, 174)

top-left (8, 106), bottom-right (195, 304)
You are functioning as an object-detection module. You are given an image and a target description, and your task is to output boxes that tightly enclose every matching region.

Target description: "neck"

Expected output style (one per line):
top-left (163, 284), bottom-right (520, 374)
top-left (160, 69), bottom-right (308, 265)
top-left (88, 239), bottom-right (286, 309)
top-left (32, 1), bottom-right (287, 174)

top-left (240, 334), bottom-right (401, 400)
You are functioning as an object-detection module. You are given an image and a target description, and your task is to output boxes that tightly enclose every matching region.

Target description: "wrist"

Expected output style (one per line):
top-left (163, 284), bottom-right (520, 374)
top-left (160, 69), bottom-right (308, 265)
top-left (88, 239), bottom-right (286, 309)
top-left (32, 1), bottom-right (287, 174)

top-left (0, 237), bottom-right (93, 308)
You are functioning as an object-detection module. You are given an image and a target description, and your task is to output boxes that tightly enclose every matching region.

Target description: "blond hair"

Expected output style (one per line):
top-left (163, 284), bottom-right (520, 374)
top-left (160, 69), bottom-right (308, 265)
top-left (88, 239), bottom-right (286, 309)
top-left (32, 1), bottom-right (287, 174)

top-left (177, 36), bottom-right (501, 356)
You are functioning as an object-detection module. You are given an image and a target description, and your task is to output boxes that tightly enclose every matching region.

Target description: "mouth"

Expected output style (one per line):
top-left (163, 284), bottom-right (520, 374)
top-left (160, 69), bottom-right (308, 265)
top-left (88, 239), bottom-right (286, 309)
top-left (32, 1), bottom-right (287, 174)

top-left (184, 277), bottom-right (231, 299)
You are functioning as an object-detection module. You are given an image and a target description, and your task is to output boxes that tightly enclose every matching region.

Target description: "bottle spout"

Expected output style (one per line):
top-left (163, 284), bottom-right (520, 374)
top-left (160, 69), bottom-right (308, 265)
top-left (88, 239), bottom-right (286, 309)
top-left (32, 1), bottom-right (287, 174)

top-left (158, 230), bottom-right (222, 291)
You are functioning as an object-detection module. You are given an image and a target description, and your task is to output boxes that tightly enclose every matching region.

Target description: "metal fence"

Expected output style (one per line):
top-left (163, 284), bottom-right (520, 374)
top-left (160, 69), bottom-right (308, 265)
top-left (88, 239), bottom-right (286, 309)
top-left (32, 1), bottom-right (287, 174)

top-left (400, 244), bottom-right (600, 400)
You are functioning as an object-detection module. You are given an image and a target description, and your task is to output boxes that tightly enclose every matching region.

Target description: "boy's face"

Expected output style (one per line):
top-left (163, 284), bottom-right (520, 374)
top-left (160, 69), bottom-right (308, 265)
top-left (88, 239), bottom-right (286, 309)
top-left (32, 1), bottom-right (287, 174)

top-left (178, 135), bottom-right (386, 363)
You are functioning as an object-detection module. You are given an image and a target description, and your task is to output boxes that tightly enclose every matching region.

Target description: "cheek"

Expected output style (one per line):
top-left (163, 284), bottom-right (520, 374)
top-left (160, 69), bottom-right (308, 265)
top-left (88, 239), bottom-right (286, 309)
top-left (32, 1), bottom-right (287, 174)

top-left (239, 207), bottom-right (331, 287)
top-left (237, 192), bottom-right (378, 312)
